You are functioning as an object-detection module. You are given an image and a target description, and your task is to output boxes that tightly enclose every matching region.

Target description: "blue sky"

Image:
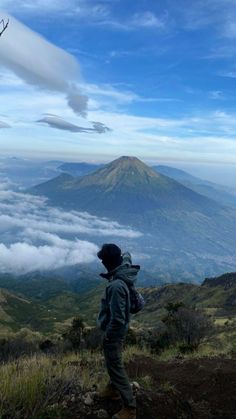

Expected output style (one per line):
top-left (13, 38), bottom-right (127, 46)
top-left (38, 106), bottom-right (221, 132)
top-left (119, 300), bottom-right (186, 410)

top-left (1, 0), bottom-right (236, 184)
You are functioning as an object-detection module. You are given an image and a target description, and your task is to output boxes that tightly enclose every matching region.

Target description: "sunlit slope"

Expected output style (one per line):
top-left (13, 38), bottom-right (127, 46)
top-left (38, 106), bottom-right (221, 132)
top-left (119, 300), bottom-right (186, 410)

top-left (0, 288), bottom-right (41, 333)
top-left (74, 273), bottom-right (236, 327)
top-left (31, 156), bottom-right (217, 215)
top-left (1, 273), bottom-right (235, 333)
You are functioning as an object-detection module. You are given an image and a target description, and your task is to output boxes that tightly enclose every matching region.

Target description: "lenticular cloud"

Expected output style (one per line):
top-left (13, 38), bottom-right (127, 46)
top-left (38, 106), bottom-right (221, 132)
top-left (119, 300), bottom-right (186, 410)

top-left (0, 11), bottom-right (87, 116)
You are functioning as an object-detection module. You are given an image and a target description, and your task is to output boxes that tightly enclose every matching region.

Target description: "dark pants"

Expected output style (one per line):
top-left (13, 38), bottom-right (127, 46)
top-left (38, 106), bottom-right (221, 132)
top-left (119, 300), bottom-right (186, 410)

top-left (103, 338), bottom-right (136, 408)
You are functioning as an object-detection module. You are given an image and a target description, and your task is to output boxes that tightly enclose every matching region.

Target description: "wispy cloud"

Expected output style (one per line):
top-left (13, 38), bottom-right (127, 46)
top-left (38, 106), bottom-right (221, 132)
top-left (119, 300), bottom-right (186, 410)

top-left (1, 1), bottom-right (168, 31)
top-left (37, 114), bottom-right (111, 133)
top-left (83, 82), bottom-right (178, 106)
top-left (97, 11), bottom-right (168, 31)
top-left (0, 0), bottom-right (77, 14)
top-left (208, 90), bottom-right (224, 100)
top-left (130, 11), bottom-right (167, 29)
top-left (191, 0), bottom-right (236, 48)
top-left (0, 187), bottom-right (142, 274)
top-left (220, 71), bottom-right (236, 78)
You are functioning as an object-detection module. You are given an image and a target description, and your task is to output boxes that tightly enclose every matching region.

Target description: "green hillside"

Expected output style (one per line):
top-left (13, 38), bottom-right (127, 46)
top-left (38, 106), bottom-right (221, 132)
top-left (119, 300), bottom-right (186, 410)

top-left (0, 288), bottom-right (44, 333)
top-left (74, 279), bottom-right (236, 328)
top-left (1, 272), bottom-right (235, 335)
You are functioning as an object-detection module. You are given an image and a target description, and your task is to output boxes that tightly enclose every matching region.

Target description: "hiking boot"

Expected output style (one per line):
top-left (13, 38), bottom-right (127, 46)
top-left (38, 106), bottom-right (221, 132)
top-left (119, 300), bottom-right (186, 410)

top-left (98, 383), bottom-right (121, 400)
top-left (112, 407), bottom-right (136, 419)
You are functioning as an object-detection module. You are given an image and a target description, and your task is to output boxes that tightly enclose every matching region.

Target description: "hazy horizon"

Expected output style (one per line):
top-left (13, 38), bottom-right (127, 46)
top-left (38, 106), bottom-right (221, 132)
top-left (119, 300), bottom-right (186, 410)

top-left (1, 151), bottom-right (236, 189)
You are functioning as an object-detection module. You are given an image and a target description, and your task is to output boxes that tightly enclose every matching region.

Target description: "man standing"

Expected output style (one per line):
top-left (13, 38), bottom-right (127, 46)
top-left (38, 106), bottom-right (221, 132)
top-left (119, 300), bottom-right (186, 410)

top-left (97, 243), bottom-right (139, 419)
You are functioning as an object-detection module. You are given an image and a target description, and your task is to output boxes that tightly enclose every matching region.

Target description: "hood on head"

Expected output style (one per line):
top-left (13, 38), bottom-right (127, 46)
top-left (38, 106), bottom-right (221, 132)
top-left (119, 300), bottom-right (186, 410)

top-left (99, 251), bottom-right (140, 285)
top-left (112, 252), bottom-right (140, 286)
top-left (113, 264), bottom-right (140, 286)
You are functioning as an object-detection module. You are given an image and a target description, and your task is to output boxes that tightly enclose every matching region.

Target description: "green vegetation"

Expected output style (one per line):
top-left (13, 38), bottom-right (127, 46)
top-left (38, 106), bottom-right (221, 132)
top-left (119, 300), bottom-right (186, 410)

top-left (0, 351), bottom-right (108, 418)
top-left (0, 271), bottom-right (235, 418)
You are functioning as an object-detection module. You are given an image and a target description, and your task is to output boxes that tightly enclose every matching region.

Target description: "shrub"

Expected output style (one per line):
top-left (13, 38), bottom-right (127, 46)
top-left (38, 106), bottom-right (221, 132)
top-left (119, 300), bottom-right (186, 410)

top-left (83, 327), bottom-right (103, 350)
top-left (0, 328), bottom-right (42, 362)
top-left (162, 303), bottom-right (212, 349)
top-left (62, 316), bottom-right (85, 351)
top-left (39, 339), bottom-right (55, 353)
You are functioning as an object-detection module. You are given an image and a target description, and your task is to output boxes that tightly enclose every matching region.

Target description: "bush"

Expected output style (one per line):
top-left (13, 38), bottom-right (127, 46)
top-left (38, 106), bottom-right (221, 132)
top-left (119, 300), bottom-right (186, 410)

top-left (83, 327), bottom-right (103, 350)
top-left (62, 316), bottom-right (85, 351)
top-left (0, 328), bottom-right (42, 362)
top-left (39, 339), bottom-right (55, 353)
top-left (162, 303), bottom-right (212, 349)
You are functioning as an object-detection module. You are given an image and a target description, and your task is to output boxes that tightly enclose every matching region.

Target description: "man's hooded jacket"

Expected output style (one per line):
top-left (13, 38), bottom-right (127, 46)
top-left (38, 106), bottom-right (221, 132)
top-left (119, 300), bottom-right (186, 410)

top-left (97, 252), bottom-right (140, 340)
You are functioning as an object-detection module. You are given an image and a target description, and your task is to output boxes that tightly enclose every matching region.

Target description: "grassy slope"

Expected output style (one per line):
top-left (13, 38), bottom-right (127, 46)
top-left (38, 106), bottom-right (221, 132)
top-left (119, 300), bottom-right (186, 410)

top-left (1, 278), bottom-right (236, 335)
top-left (72, 282), bottom-right (236, 327)
top-left (1, 348), bottom-right (236, 419)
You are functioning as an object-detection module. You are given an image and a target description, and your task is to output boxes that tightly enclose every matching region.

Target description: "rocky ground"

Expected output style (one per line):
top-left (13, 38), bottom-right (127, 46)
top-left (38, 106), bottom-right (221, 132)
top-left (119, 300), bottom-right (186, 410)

top-left (53, 356), bottom-right (236, 419)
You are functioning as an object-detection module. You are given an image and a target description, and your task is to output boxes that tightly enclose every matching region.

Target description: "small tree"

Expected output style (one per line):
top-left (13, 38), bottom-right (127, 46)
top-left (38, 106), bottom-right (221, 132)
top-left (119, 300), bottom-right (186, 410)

top-left (63, 316), bottom-right (85, 351)
top-left (162, 303), bottom-right (212, 351)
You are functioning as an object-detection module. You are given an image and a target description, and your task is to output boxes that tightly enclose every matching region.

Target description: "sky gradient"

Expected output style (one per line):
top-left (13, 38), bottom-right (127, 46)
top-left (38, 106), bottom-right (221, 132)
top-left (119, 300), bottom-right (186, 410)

top-left (1, 0), bottom-right (236, 184)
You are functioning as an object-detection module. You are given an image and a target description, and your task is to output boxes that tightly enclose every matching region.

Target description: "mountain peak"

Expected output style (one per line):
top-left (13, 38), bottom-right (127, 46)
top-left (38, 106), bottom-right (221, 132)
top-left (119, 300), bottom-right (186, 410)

top-left (31, 155), bottom-right (215, 216)
top-left (86, 155), bottom-right (161, 188)
top-left (113, 155), bottom-right (142, 163)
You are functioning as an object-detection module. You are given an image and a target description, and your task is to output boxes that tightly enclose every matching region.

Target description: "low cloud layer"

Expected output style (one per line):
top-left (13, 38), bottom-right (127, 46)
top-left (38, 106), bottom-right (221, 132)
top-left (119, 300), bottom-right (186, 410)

top-left (0, 12), bottom-right (87, 116)
top-left (0, 240), bottom-right (97, 274)
top-left (37, 114), bottom-right (111, 134)
top-left (0, 187), bottom-right (141, 274)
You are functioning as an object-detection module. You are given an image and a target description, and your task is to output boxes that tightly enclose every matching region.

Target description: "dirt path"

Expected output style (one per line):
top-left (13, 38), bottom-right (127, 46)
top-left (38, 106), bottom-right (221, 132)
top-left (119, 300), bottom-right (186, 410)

top-left (127, 356), bottom-right (236, 419)
top-left (63, 357), bottom-right (236, 419)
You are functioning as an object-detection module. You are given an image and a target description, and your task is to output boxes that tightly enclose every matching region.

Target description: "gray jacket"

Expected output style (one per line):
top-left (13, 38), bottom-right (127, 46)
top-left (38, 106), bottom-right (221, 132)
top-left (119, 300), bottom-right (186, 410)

top-left (97, 252), bottom-right (140, 340)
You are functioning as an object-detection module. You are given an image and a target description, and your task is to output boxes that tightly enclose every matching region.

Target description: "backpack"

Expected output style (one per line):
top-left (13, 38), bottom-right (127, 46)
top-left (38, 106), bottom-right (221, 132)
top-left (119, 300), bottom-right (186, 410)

top-left (129, 286), bottom-right (145, 314)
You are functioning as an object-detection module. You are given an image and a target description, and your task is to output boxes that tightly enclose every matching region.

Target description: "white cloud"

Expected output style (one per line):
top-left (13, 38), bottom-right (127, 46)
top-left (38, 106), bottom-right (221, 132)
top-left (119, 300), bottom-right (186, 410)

top-left (0, 0), bottom-right (76, 14)
top-left (0, 189), bottom-right (141, 238)
top-left (220, 71), bottom-right (236, 78)
top-left (131, 11), bottom-right (167, 29)
top-left (0, 240), bottom-right (97, 274)
top-left (2, 72), bottom-right (236, 163)
top-left (98, 11), bottom-right (168, 31)
top-left (1, 2), bottom-right (167, 31)
top-left (82, 82), bottom-right (177, 105)
top-left (0, 188), bottom-right (142, 274)
top-left (37, 114), bottom-right (111, 133)
top-left (0, 12), bottom-right (88, 116)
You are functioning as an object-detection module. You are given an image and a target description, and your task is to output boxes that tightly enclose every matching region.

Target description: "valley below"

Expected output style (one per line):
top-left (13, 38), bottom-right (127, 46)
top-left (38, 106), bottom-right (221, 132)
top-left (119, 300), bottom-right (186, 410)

top-left (1, 156), bottom-right (236, 418)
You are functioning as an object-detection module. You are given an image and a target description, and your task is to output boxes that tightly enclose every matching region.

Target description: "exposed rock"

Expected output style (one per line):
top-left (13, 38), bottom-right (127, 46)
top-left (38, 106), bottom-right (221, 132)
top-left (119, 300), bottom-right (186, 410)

top-left (83, 392), bottom-right (94, 406)
top-left (131, 381), bottom-right (141, 391)
top-left (97, 408), bottom-right (109, 418)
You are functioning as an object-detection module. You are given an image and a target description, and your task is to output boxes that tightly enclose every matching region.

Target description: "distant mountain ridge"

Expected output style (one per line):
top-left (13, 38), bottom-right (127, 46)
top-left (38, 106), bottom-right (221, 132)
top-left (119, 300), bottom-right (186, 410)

top-left (58, 162), bottom-right (102, 177)
top-left (29, 155), bottom-right (236, 280)
top-left (203, 272), bottom-right (236, 289)
top-left (31, 156), bottom-right (218, 215)
top-left (153, 165), bottom-right (236, 207)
